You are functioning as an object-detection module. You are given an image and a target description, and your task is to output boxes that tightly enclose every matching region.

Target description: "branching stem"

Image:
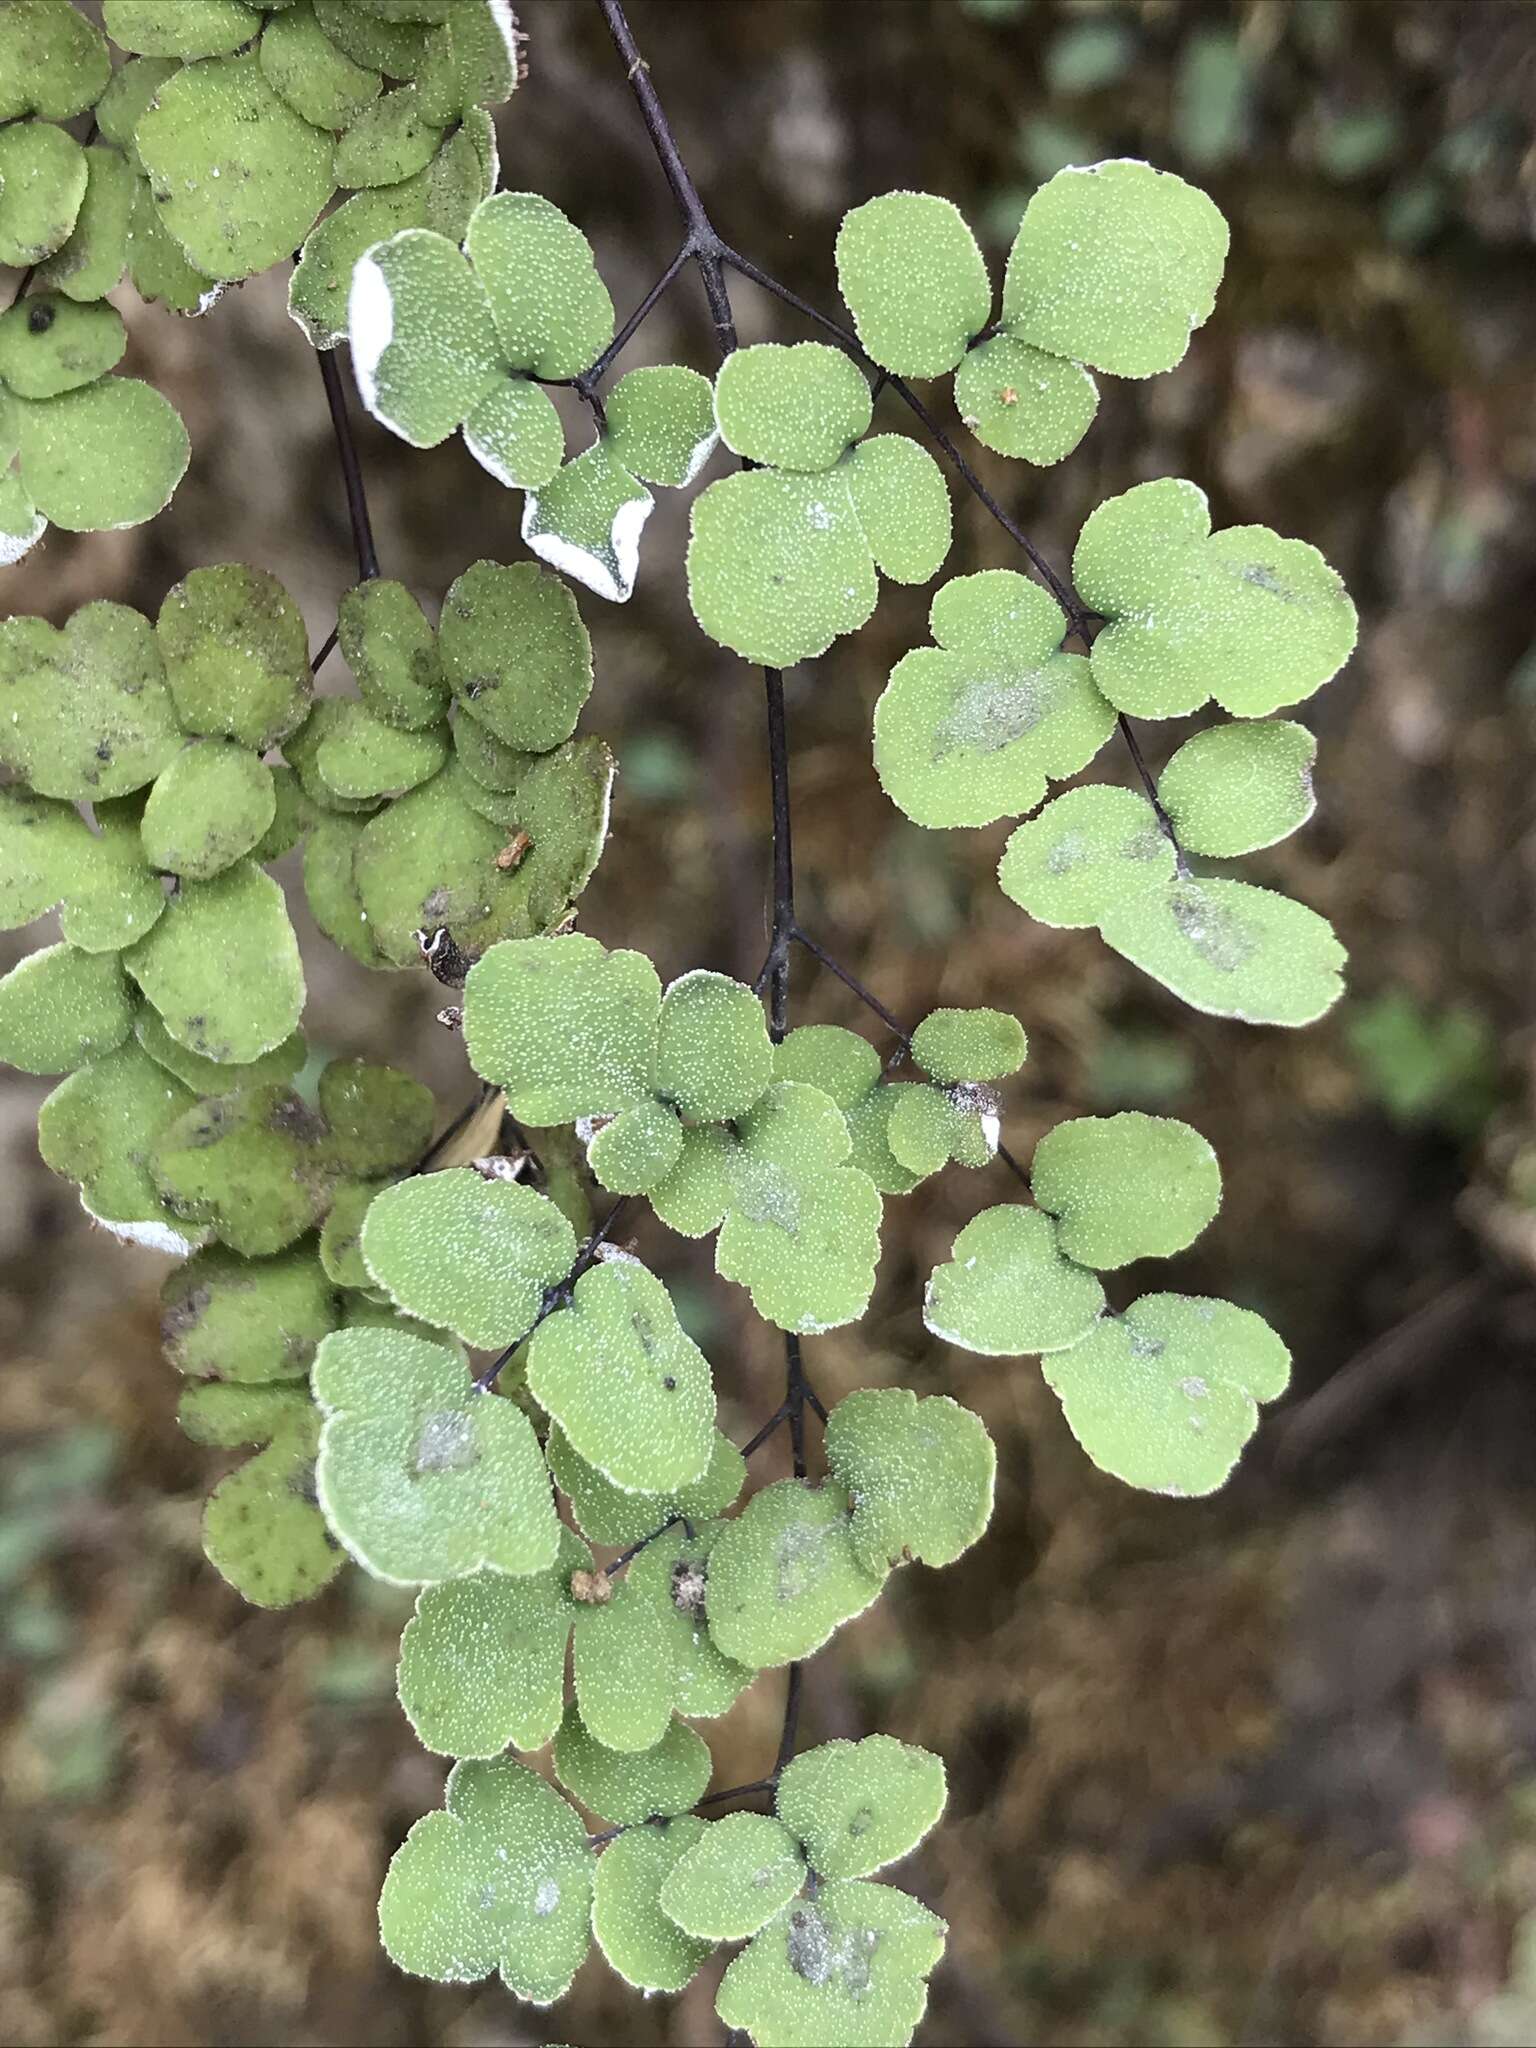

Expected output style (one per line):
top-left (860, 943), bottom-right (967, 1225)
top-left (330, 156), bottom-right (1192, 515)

top-left (472, 1196), bottom-right (630, 1392)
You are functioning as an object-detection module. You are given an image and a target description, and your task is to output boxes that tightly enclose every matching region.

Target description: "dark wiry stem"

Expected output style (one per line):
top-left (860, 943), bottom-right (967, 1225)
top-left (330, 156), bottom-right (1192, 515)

top-left (473, 1197), bottom-right (630, 1391)
top-left (317, 346), bottom-right (380, 584)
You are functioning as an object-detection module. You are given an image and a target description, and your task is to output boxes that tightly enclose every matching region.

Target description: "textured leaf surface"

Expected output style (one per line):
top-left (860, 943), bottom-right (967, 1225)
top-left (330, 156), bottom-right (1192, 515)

top-left (1030, 1111), bottom-right (1220, 1269)
top-left (997, 783), bottom-right (1175, 928)
top-left (1002, 159), bottom-right (1228, 378)
top-left (660, 1812), bottom-right (806, 1942)
top-left (349, 229), bottom-right (500, 447)
top-left (314, 700), bottom-right (447, 800)
top-left (834, 190), bottom-right (990, 378)
top-left (773, 1025), bottom-right (883, 1112)
top-left (259, 0), bottom-right (382, 131)
top-left (136, 51), bottom-right (335, 281)
top-left (716, 1879), bottom-right (946, 2048)
top-left (313, 1325), bottom-right (558, 1584)
top-left (1158, 718), bottom-right (1317, 856)
top-left (463, 934), bottom-right (659, 1122)
top-left (150, 1083), bottom-right (333, 1257)
top-left (36, 143), bottom-right (134, 300)
top-left (158, 565), bottom-right (311, 751)
top-left (687, 467), bottom-right (877, 668)
top-left (655, 968), bottom-right (773, 1123)
top-left (161, 1241), bottom-right (338, 1384)
top-left (570, 1571), bottom-right (675, 1753)
top-left (360, 1168), bottom-right (576, 1349)
top-left (140, 740), bottom-right (276, 879)
top-left (1042, 1291), bottom-right (1290, 1495)
top-left (0, 601), bottom-right (180, 801)
top-left (378, 1758), bottom-right (593, 2000)
top-left (711, 1083), bottom-right (884, 1336)
top-left (126, 176), bottom-right (221, 314)
top-left (461, 373), bottom-right (564, 490)
top-left (547, 1422), bottom-right (744, 1550)
top-left (777, 1735), bottom-right (946, 1881)
top-left (38, 1041), bottom-right (198, 1250)
top-left (954, 333), bottom-right (1098, 464)
top-left (414, 0), bottom-right (519, 124)
top-left (521, 441), bottom-right (654, 604)
top-left (706, 1479), bottom-right (886, 1669)
top-left (178, 1379), bottom-right (343, 1609)
top-left (874, 572), bottom-right (1113, 829)
top-left (0, 118), bottom-right (87, 265)
top-left (0, 0), bottom-right (112, 122)
top-left (104, 0), bottom-right (261, 58)
top-left (824, 1389), bottom-right (995, 1574)
top-left (124, 862), bottom-right (304, 1066)
top-left (438, 560), bottom-right (593, 751)
top-left (1103, 875), bottom-right (1346, 1026)
top-left (621, 1518), bottom-right (755, 1721)
top-left (0, 944), bottom-right (132, 1075)
top-left (338, 577), bottom-right (447, 731)
top-left (465, 190), bottom-right (613, 379)
top-left (593, 1817), bottom-right (712, 1994)
top-left (15, 376), bottom-right (188, 531)
top-left (843, 435), bottom-right (952, 585)
top-left (605, 363), bottom-right (717, 487)
top-left (586, 1099), bottom-right (684, 1195)
top-left (133, 1008), bottom-right (304, 1096)
top-left (714, 342), bottom-right (872, 472)
top-left (924, 1205), bottom-right (1104, 1356)
top-left (1074, 478), bottom-right (1358, 719)
top-left (528, 1260), bottom-right (714, 1493)
top-left (333, 83), bottom-right (443, 188)
top-left (0, 293), bottom-right (124, 398)
top-left (397, 1526), bottom-right (590, 1757)
top-left (0, 788), bottom-right (162, 952)
top-left (911, 1007), bottom-right (1026, 1084)
top-left (554, 1702), bottom-right (711, 1825)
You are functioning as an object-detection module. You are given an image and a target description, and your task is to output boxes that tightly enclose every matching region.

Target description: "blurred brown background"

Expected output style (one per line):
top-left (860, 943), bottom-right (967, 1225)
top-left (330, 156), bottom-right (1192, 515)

top-left (6, 1), bottom-right (1536, 2042)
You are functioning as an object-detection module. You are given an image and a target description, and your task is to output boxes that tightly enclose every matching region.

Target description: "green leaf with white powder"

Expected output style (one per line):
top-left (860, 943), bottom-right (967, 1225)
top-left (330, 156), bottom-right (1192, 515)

top-left (775, 1735), bottom-right (946, 1881)
top-left (954, 333), bottom-right (1098, 464)
top-left (1029, 1111), bottom-right (1220, 1269)
top-left (1157, 719), bottom-right (1317, 856)
top-left (1073, 478), bottom-right (1358, 720)
top-left (35, 144), bottom-right (134, 301)
top-left (1101, 874), bottom-right (1346, 1026)
top-left (1041, 1291), bottom-right (1290, 1496)
top-left (705, 1479), bottom-right (887, 1670)
top-left (136, 52), bottom-right (335, 281)
top-left (397, 1525), bottom-right (591, 1757)
top-left (521, 440), bottom-right (654, 604)
top-left (714, 342), bottom-right (872, 472)
top-left (161, 1241), bottom-right (338, 1384)
top-left (461, 374), bottom-right (564, 489)
top-left (687, 466), bottom-right (878, 669)
top-left (313, 1324), bottom-right (559, 1584)
top-left (594, 1819), bottom-right (714, 1996)
top-left (378, 1758), bottom-right (594, 1999)
top-left (824, 1388), bottom-right (995, 1574)
top-left (874, 572), bottom-right (1113, 829)
top-left (465, 189), bottom-right (613, 378)
top-left (834, 190), bottom-right (990, 378)
top-left (842, 435), bottom-right (952, 585)
top-left (360, 1167), bottom-right (576, 1350)
top-left (997, 783), bottom-right (1175, 928)
top-left (438, 559), bottom-right (593, 751)
top-left (139, 741), bottom-right (277, 880)
top-left (178, 1379), bottom-right (343, 1609)
top-left (527, 1259), bottom-right (715, 1494)
top-left (349, 229), bottom-right (501, 447)
top-left (1001, 159), bottom-right (1228, 378)
top-left (124, 862), bottom-right (304, 1066)
top-left (15, 376), bottom-right (189, 532)
top-left (0, 294), bottom-right (124, 399)
top-left (158, 564), bottom-right (311, 751)
top-left (0, 601), bottom-right (181, 801)
top-left (660, 1813), bottom-right (807, 1942)
top-left (462, 933), bottom-right (660, 1122)
top-left (655, 968), bottom-right (773, 1123)
top-left (605, 364), bottom-right (718, 487)
top-left (554, 1702), bottom-right (711, 1826)
top-left (923, 1205), bottom-right (1104, 1356)
top-left (715, 1879), bottom-right (946, 2048)
top-left (0, 119), bottom-right (87, 265)
top-left (0, 0), bottom-right (112, 122)
top-left (546, 1423), bottom-right (744, 1550)
top-left (0, 944), bottom-right (133, 1075)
